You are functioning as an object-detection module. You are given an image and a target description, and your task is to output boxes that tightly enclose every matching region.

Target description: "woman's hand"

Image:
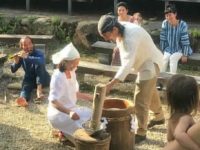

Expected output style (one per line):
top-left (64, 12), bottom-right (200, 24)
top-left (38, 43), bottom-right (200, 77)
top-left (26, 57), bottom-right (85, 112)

top-left (69, 111), bottom-right (80, 120)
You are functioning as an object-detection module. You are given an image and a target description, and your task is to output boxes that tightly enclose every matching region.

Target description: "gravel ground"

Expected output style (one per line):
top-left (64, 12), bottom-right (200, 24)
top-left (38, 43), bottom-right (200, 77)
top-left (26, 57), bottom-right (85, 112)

top-left (0, 60), bottom-right (200, 150)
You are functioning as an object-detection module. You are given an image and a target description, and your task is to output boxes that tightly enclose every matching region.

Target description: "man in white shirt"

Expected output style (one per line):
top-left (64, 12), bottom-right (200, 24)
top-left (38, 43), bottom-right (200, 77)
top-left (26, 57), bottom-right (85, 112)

top-left (98, 15), bottom-right (165, 144)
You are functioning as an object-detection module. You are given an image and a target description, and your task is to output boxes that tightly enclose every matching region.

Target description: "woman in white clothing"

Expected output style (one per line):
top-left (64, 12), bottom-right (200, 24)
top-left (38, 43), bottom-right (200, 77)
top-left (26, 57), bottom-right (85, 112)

top-left (47, 43), bottom-right (93, 138)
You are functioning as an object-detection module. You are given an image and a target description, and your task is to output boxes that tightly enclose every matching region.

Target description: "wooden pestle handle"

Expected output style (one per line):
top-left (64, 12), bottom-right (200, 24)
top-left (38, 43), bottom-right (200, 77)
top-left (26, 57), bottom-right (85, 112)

top-left (90, 83), bottom-right (107, 131)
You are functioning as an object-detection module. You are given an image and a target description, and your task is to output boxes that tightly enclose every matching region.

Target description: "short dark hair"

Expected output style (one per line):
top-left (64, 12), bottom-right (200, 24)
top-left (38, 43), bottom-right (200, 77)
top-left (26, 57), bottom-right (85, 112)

top-left (164, 4), bottom-right (177, 14)
top-left (166, 74), bottom-right (199, 117)
top-left (116, 1), bottom-right (129, 10)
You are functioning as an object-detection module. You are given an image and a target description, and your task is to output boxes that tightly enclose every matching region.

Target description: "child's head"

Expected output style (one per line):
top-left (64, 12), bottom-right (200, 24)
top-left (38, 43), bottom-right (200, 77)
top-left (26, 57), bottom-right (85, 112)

top-left (132, 12), bottom-right (143, 25)
top-left (52, 42), bottom-right (80, 72)
top-left (166, 74), bottom-right (199, 116)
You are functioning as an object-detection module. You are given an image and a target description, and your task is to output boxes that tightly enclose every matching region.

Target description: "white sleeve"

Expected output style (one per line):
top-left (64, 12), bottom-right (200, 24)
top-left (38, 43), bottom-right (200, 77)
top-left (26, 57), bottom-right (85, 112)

top-left (48, 73), bottom-right (63, 102)
top-left (114, 38), bottom-right (138, 81)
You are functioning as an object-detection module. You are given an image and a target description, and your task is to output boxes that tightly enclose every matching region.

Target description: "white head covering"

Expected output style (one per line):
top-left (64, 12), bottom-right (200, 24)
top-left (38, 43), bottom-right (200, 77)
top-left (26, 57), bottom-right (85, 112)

top-left (52, 42), bottom-right (80, 64)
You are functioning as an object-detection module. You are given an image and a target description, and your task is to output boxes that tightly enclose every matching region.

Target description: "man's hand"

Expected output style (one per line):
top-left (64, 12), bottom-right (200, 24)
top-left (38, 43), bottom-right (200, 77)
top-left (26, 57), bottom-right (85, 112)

top-left (13, 55), bottom-right (20, 64)
top-left (181, 56), bottom-right (188, 64)
top-left (106, 82), bottom-right (113, 95)
top-left (18, 51), bottom-right (29, 59)
top-left (106, 78), bottom-right (120, 95)
top-left (12, 51), bottom-right (29, 64)
top-left (69, 111), bottom-right (80, 120)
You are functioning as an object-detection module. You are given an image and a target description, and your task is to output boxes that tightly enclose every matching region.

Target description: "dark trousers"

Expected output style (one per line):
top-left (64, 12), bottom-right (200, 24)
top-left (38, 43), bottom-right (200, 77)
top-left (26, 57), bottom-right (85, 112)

top-left (20, 65), bottom-right (50, 101)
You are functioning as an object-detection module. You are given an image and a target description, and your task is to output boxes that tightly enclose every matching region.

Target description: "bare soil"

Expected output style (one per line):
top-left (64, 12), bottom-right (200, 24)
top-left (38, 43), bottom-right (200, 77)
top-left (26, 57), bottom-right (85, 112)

top-left (1, 54), bottom-right (200, 150)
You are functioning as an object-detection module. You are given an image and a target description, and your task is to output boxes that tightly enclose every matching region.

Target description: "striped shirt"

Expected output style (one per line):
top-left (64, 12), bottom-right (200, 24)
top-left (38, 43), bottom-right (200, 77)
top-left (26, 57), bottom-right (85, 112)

top-left (160, 20), bottom-right (193, 56)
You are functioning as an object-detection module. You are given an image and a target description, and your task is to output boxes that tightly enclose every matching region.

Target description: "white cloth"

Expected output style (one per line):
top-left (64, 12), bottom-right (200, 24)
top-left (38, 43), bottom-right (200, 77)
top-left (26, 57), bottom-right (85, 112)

top-left (47, 69), bottom-right (92, 135)
top-left (48, 69), bottom-right (78, 108)
top-left (161, 51), bottom-right (183, 74)
top-left (52, 42), bottom-right (80, 64)
top-left (115, 22), bottom-right (163, 81)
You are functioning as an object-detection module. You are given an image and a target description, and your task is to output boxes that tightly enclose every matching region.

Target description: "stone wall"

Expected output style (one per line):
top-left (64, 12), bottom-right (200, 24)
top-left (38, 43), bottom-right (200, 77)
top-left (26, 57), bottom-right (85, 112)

top-left (0, 54), bottom-right (7, 78)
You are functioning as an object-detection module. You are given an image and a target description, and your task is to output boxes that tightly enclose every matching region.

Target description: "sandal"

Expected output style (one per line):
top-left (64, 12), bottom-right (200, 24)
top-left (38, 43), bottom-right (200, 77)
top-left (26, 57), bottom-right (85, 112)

top-left (16, 97), bottom-right (28, 107)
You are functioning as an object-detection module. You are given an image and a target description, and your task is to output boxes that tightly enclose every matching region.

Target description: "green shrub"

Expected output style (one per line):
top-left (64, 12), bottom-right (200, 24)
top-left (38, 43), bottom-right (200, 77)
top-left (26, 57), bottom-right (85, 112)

top-left (189, 28), bottom-right (200, 38)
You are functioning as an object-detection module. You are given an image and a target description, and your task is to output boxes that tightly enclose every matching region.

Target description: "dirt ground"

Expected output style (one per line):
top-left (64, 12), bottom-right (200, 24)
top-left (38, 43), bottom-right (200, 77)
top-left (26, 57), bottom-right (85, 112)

top-left (0, 62), bottom-right (167, 150)
top-left (1, 55), bottom-right (200, 150)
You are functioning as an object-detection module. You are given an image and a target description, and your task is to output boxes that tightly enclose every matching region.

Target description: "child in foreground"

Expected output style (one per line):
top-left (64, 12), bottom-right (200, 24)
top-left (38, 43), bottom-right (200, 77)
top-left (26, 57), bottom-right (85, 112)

top-left (163, 74), bottom-right (200, 150)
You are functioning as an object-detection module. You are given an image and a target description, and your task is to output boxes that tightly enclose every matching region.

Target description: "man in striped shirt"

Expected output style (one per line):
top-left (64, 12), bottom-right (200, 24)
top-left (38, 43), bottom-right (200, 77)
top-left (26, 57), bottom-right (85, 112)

top-left (160, 4), bottom-right (193, 73)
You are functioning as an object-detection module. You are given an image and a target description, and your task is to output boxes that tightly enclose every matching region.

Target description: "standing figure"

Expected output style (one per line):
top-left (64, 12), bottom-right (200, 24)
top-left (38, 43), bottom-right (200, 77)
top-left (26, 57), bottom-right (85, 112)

top-left (98, 15), bottom-right (165, 144)
top-left (111, 1), bottom-right (133, 66)
top-left (117, 1), bottom-right (133, 22)
top-left (132, 12), bottom-right (143, 26)
top-left (160, 4), bottom-right (193, 73)
top-left (11, 36), bottom-right (50, 107)
top-left (47, 43), bottom-right (93, 141)
top-left (163, 74), bottom-right (200, 150)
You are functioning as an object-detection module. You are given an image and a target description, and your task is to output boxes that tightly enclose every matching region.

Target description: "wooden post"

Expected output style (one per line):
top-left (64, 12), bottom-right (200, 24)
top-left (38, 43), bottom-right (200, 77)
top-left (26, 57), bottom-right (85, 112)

top-left (114, 0), bottom-right (118, 15)
top-left (165, 1), bottom-right (169, 8)
top-left (26, 0), bottom-right (30, 11)
top-left (68, 0), bottom-right (72, 15)
top-left (90, 83), bottom-right (106, 131)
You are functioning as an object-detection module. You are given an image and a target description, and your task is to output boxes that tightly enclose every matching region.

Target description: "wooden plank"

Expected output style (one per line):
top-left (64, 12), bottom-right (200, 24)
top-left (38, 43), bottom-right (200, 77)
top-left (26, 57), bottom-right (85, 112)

top-left (78, 61), bottom-right (200, 85)
top-left (159, 72), bottom-right (200, 86)
top-left (91, 41), bottom-right (116, 50)
top-left (0, 34), bottom-right (54, 40)
top-left (181, 53), bottom-right (200, 66)
top-left (160, 0), bottom-right (200, 3)
top-left (188, 53), bottom-right (200, 61)
top-left (78, 61), bottom-right (136, 81)
top-left (92, 41), bottom-right (200, 65)
top-left (91, 41), bottom-right (115, 65)
top-left (0, 34), bottom-right (54, 44)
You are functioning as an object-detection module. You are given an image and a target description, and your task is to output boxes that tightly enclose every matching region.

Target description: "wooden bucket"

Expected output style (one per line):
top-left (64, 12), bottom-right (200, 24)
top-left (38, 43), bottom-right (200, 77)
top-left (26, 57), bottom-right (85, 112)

top-left (74, 128), bottom-right (111, 150)
top-left (102, 98), bottom-right (135, 150)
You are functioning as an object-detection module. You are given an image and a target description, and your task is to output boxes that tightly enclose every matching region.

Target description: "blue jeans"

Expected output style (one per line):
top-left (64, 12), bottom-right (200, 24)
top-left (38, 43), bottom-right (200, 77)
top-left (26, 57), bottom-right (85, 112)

top-left (20, 64), bottom-right (50, 101)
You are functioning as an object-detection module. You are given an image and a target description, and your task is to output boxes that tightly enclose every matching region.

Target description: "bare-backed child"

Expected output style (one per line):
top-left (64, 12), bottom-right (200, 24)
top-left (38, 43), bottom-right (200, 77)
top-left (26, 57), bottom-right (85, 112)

top-left (163, 74), bottom-right (200, 150)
